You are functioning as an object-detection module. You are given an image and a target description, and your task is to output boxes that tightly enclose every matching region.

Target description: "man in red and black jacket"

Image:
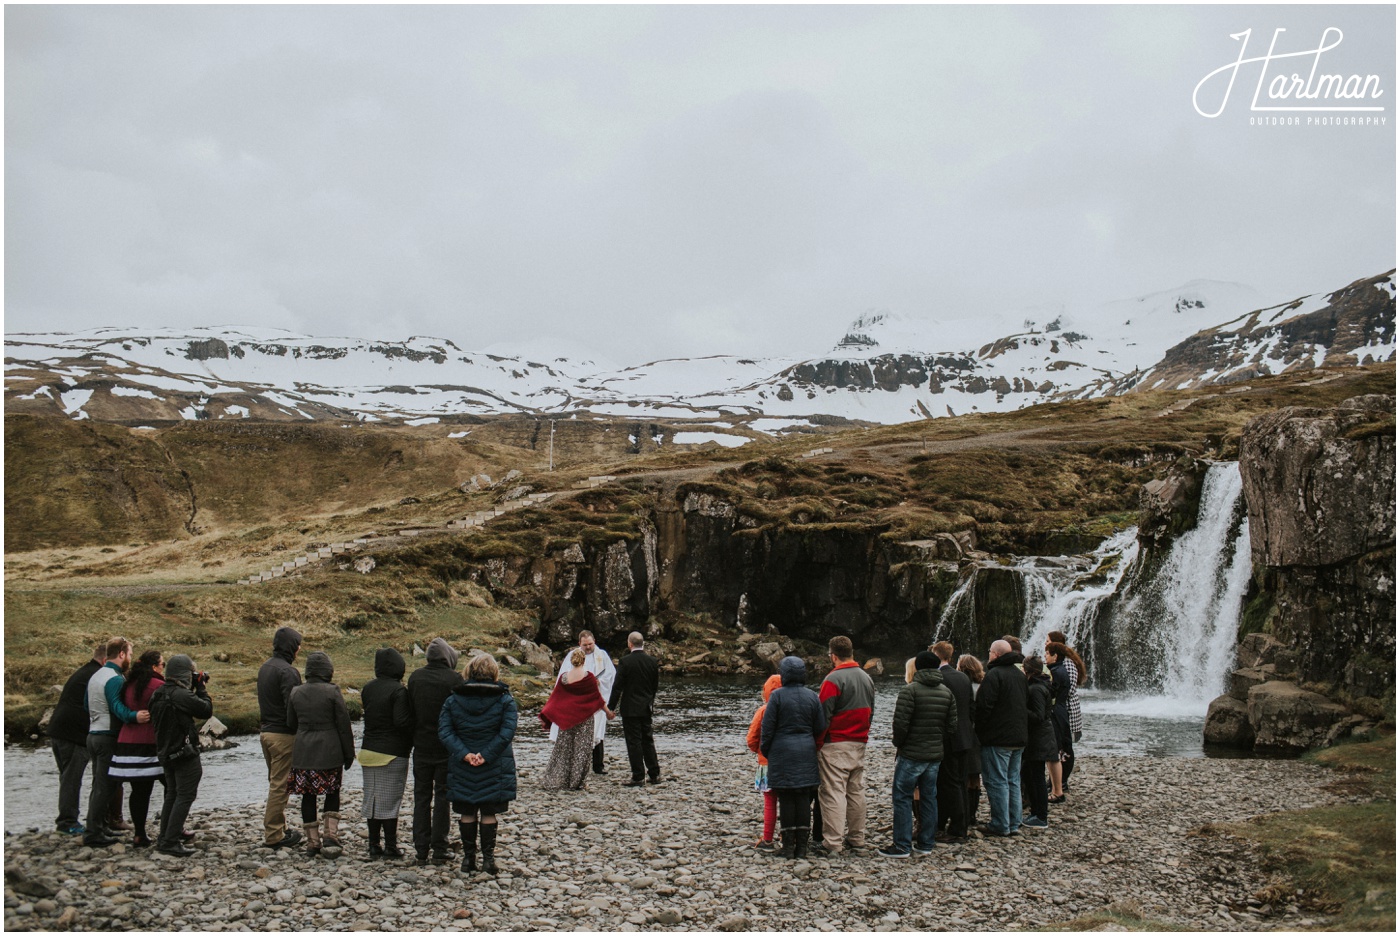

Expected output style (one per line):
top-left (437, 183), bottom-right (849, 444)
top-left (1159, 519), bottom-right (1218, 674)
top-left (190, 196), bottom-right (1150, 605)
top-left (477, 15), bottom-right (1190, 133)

top-left (815, 635), bottom-right (875, 857)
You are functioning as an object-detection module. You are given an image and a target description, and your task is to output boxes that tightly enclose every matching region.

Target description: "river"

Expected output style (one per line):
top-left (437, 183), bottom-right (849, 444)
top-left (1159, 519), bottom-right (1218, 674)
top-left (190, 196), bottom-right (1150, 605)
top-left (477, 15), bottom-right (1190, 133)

top-left (3, 676), bottom-right (1216, 833)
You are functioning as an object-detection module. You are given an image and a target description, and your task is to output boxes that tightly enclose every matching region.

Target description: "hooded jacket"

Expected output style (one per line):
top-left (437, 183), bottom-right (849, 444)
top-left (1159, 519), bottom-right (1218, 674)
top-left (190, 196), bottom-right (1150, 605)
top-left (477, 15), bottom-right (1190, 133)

top-left (257, 627), bottom-right (303, 734)
top-left (287, 652), bottom-right (355, 770)
top-left (975, 651), bottom-right (1029, 748)
top-left (150, 655), bottom-right (212, 764)
top-left (891, 666), bottom-right (958, 763)
top-left (407, 638), bottom-right (463, 762)
top-left (360, 648), bottom-right (415, 758)
top-left (439, 680), bottom-right (518, 805)
top-left (759, 657), bottom-right (828, 790)
top-left (1025, 674), bottom-right (1060, 762)
top-left (746, 674), bottom-right (784, 767)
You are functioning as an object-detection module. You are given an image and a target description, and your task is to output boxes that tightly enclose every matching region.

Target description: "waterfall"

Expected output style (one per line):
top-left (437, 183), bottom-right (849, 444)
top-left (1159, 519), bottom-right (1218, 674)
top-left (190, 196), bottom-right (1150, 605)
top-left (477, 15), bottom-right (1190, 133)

top-left (1101, 462), bottom-right (1252, 704)
top-left (931, 462), bottom-right (1250, 713)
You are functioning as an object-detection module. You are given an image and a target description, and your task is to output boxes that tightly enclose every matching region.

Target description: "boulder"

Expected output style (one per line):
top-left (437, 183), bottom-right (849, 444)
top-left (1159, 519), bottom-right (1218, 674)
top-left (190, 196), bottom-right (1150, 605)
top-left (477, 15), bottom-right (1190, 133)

top-left (352, 557), bottom-right (376, 574)
top-left (517, 639), bottom-right (554, 678)
top-left (198, 716), bottom-right (229, 739)
top-left (1203, 694), bottom-right (1254, 748)
top-left (412, 643), bottom-right (425, 657)
top-left (749, 641), bottom-right (785, 672)
top-left (1228, 665), bottom-right (1283, 702)
top-left (863, 657), bottom-right (884, 676)
top-left (1247, 681), bottom-right (1350, 754)
top-left (1138, 459), bottom-right (1208, 545)
top-left (37, 707), bottom-right (54, 734)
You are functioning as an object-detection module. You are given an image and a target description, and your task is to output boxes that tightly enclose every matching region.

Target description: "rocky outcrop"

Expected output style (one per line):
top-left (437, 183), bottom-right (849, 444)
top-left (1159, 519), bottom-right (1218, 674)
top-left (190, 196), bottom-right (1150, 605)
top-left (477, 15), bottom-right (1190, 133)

top-left (1137, 458), bottom-right (1208, 545)
top-left (1237, 394), bottom-right (1395, 692)
top-left (1246, 682), bottom-right (1351, 754)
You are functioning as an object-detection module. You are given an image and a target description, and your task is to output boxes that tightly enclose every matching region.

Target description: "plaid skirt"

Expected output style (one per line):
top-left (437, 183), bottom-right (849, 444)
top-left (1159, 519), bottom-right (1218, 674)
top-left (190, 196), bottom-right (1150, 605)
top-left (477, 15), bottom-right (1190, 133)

top-left (361, 757), bottom-right (410, 819)
top-left (288, 767), bottom-right (342, 796)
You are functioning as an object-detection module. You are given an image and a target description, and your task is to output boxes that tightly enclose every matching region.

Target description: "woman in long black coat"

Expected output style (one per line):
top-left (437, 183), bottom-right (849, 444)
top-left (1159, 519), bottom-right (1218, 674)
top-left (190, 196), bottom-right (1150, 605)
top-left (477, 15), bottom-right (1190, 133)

top-left (359, 648), bottom-right (415, 858)
top-left (759, 656), bottom-right (827, 860)
top-left (1021, 656), bottom-right (1059, 829)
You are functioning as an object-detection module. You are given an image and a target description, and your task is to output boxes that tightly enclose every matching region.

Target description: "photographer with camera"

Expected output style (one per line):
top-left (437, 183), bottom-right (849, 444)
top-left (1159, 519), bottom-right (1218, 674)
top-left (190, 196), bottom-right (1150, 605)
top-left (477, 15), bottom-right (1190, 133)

top-left (150, 656), bottom-right (212, 857)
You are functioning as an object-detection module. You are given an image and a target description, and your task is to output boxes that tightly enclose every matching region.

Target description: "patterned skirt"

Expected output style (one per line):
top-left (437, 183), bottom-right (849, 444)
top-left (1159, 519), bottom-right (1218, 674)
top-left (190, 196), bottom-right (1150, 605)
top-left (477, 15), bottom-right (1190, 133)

top-left (540, 720), bottom-right (594, 791)
top-left (288, 767), bottom-right (342, 796)
top-left (754, 764), bottom-right (770, 793)
top-left (110, 740), bottom-right (164, 781)
top-left (361, 758), bottom-right (410, 819)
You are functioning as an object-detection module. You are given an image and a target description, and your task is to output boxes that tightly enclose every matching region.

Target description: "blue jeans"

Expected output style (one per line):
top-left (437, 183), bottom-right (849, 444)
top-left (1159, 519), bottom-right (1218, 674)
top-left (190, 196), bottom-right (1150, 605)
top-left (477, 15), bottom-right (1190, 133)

top-left (980, 746), bottom-right (1023, 835)
top-left (891, 756), bottom-right (940, 853)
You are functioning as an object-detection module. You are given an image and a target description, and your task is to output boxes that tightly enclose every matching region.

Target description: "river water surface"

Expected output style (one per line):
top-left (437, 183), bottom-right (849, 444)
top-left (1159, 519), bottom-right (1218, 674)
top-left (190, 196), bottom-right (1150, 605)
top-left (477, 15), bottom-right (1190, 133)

top-left (3, 676), bottom-right (1213, 832)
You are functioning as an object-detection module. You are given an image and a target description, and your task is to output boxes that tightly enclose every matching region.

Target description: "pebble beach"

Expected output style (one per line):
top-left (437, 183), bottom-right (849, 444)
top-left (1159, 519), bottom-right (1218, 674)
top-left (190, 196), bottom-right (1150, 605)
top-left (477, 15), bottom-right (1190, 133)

top-left (2, 744), bottom-right (1355, 932)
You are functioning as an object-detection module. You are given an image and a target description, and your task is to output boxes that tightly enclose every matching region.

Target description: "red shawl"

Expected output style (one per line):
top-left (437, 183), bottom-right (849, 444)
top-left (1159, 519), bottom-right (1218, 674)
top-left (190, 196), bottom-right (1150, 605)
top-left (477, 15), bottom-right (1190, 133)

top-left (538, 672), bottom-right (605, 733)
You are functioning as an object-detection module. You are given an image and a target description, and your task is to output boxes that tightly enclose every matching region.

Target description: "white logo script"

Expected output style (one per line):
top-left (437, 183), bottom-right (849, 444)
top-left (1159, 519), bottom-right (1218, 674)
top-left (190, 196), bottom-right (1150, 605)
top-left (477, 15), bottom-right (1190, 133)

top-left (1194, 28), bottom-right (1385, 118)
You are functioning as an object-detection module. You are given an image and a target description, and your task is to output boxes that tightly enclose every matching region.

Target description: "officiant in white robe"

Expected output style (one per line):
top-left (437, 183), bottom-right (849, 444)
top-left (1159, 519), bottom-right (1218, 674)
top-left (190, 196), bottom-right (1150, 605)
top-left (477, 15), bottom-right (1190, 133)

top-left (550, 631), bottom-right (616, 774)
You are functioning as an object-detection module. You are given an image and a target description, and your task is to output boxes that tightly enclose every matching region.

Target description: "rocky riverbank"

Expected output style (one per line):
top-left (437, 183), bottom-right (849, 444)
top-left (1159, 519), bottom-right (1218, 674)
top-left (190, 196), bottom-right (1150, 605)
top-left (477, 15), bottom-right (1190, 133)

top-left (4, 749), bottom-right (1357, 932)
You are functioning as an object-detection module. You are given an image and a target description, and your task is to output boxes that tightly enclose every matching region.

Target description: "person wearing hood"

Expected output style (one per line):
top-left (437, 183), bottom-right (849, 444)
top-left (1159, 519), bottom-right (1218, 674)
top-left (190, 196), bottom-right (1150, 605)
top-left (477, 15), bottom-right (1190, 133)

top-left (287, 651), bottom-right (355, 857)
top-left (439, 654), bottom-right (517, 875)
top-left (975, 640), bottom-right (1029, 838)
top-left (149, 654), bottom-right (212, 857)
top-left (759, 657), bottom-right (827, 860)
top-left (539, 648), bottom-right (614, 792)
top-left (879, 652), bottom-right (957, 859)
top-left (358, 647), bottom-right (415, 858)
top-left (1020, 656), bottom-right (1059, 830)
top-left (257, 626), bottom-right (304, 849)
top-left (745, 673), bottom-right (784, 852)
top-left (407, 637), bottom-right (463, 865)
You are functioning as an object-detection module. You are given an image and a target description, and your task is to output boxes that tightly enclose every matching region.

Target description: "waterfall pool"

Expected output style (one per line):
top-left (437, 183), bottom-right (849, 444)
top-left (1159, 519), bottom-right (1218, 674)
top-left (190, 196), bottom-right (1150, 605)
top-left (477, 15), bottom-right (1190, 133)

top-left (4, 676), bottom-right (1229, 832)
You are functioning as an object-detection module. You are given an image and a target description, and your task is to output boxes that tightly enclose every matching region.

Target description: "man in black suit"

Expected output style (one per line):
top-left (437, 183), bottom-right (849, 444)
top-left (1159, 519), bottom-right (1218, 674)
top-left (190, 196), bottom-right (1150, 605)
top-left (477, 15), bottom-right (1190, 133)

top-left (931, 640), bottom-right (975, 840)
top-left (608, 631), bottom-right (660, 786)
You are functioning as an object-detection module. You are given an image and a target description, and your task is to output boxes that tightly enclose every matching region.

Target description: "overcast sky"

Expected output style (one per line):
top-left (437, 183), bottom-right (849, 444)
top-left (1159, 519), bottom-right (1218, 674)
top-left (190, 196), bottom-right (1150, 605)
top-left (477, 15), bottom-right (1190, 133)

top-left (5, 4), bottom-right (1395, 365)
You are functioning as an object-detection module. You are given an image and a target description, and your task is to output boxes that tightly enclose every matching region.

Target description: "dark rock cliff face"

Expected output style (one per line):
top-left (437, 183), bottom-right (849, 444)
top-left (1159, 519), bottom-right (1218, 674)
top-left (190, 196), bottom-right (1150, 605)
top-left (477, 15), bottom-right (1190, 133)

top-left (1238, 394), bottom-right (1396, 691)
top-left (1206, 394), bottom-right (1396, 752)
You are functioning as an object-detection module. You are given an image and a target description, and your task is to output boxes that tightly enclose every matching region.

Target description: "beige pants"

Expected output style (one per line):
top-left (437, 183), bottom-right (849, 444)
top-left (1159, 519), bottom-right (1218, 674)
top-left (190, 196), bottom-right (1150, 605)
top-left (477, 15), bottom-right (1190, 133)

top-left (260, 732), bottom-right (296, 845)
top-left (818, 741), bottom-right (868, 852)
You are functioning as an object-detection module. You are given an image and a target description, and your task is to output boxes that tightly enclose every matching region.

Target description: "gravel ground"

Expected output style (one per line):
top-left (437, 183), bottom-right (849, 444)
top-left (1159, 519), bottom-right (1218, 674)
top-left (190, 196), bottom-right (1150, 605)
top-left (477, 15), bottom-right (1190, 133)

top-left (3, 748), bottom-right (1355, 932)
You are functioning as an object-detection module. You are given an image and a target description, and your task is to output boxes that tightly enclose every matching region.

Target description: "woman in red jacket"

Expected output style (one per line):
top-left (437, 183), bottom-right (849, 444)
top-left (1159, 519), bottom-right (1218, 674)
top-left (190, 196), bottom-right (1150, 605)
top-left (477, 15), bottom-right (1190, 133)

top-left (109, 650), bottom-right (164, 848)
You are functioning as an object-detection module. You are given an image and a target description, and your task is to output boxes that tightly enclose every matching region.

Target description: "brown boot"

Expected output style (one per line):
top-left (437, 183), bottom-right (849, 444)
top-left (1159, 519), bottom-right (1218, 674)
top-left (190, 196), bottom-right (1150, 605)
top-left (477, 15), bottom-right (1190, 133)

top-left (304, 822), bottom-right (321, 856)
top-left (320, 812), bottom-right (343, 858)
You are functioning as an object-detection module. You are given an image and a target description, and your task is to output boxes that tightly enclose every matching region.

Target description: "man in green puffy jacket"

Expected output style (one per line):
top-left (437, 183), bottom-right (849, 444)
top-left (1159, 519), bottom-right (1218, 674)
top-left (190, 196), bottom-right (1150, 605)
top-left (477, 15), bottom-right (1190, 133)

top-left (879, 652), bottom-right (957, 859)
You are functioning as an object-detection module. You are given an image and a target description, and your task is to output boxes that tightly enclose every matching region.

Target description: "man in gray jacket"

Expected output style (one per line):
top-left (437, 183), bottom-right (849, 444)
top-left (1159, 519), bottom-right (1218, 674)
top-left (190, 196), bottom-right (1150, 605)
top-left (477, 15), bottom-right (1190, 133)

top-left (879, 651), bottom-right (957, 859)
top-left (257, 627), bottom-right (304, 849)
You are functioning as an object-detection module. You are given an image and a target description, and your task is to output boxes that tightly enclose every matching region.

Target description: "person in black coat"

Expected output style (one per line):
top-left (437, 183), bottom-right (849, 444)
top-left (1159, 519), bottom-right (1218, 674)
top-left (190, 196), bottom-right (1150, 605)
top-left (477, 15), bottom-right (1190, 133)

top-left (608, 632), bottom-right (660, 786)
top-left (49, 643), bottom-right (106, 835)
top-left (256, 626), bottom-right (303, 849)
top-left (974, 640), bottom-right (1029, 837)
top-left (760, 656), bottom-right (828, 859)
top-left (359, 647), bottom-right (415, 858)
top-left (931, 641), bottom-right (975, 841)
top-left (406, 637), bottom-right (463, 865)
top-left (1021, 656), bottom-right (1059, 829)
top-left (149, 655), bottom-right (212, 857)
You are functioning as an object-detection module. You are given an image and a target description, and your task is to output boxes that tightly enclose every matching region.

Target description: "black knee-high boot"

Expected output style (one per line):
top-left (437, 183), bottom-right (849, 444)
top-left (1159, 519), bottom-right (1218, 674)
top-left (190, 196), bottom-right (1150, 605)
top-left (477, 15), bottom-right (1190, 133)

top-left (383, 820), bottom-right (403, 859)
top-left (368, 818), bottom-right (383, 858)
top-left (479, 823), bottom-right (498, 875)
top-left (459, 822), bottom-right (477, 873)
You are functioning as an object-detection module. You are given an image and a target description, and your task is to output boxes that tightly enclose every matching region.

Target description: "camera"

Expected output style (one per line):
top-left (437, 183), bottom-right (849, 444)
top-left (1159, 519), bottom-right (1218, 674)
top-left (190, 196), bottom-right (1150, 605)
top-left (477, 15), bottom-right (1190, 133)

top-left (196, 671), bottom-right (210, 686)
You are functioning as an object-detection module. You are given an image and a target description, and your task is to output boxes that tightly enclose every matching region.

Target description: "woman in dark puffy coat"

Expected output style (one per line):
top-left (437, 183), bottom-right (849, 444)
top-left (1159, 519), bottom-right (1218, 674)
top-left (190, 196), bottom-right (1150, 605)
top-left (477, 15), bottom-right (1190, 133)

top-left (1021, 656), bottom-right (1059, 830)
top-left (358, 648), bottom-right (415, 859)
top-left (759, 656), bottom-right (827, 860)
top-left (439, 654), bottom-right (517, 875)
top-left (287, 652), bottom-right (356, 857)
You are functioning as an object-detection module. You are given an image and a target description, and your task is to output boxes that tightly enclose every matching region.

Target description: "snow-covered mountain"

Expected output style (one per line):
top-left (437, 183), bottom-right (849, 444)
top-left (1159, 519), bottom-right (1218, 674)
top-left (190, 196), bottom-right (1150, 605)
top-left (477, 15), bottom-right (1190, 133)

top-left (6, 272), bottom-right (1393, 429)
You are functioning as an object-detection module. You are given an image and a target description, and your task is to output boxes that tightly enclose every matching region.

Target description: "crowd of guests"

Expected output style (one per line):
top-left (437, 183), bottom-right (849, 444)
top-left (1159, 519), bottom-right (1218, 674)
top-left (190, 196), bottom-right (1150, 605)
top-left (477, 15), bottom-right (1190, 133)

top-left (47, 625), bottom-right (1084, 872)
top-left (745, 631), bottom-right (1086, 858)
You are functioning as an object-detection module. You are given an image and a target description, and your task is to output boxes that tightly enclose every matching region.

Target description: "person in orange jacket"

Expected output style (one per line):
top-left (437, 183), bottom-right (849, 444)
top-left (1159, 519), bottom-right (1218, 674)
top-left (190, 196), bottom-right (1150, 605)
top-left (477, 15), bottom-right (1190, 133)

top-left (745, 674), bottom-right (784, 852)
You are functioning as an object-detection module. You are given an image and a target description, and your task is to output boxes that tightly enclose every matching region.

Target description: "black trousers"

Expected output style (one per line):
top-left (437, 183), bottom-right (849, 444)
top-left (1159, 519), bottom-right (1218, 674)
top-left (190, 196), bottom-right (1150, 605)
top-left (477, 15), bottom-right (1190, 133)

top-left (411, 756), bottom-right (451, 856)
top-left (935, 749), bottom-right (969, 836)
top-left (157, 757), bottom-right (202, 850)
top-left (1022, 757), bottom-right (1048, 820)
top-left (774, 787), bottom-right (815, 831)
top-left (593, 740), bottom-right (606, 773)
top-left (621, 714), bottom-right (659, 781)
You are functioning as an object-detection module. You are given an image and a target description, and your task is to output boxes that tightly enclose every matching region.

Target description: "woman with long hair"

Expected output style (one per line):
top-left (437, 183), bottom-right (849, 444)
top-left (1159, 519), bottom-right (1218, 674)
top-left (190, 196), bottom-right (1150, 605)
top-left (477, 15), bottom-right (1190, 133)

top-left (109, 650), bottom-right (166, 848)
top-left (539, 648), bottom-right (614, 791)
top-left (956, 654), bottom-right (986, 826)
top-left (1045, 631), bottom-right (1085, 792)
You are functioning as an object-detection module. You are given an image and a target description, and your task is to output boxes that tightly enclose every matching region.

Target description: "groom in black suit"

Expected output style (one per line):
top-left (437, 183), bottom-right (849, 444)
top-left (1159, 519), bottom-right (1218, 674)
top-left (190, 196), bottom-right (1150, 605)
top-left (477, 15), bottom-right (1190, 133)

top-left (608, 631), bottom-right (660, 786)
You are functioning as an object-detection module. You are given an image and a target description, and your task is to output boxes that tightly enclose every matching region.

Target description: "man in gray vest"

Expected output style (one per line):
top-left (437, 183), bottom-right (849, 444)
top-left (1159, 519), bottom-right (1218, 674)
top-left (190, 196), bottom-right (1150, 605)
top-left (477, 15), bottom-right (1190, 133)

top-left (83, 636), bottom-right (144, 847)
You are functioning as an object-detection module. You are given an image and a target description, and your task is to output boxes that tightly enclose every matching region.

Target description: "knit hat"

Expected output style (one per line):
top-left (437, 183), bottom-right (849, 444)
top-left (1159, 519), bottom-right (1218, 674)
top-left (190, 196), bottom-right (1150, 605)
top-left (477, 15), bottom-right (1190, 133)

top-left (164, 654), bottom-right (195, 689)
top-left (915, 651), bottom-right (941, 672)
